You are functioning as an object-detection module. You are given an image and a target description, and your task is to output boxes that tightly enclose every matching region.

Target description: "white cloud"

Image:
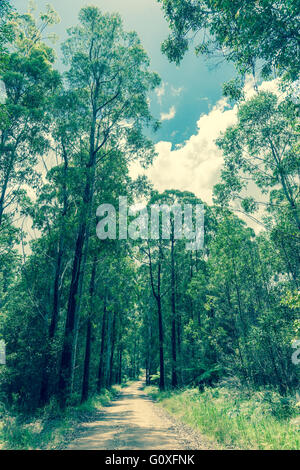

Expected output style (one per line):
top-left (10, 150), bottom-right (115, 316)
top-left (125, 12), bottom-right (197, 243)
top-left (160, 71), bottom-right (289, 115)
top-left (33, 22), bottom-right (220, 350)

top-left (244, 76), bottom-right (280, 99)
top-left (171, 85), bottom-right (184, 97)
top-left (155, 83), bottom-right (184, 103)
top-left (153, 98), bottom-right (237, 203)
top-left (155, 82), bottom-right (166, 103)
top-left (160, 105), bottom-right (176, 121)
top-left (130, 78), bottom-right (281, 205)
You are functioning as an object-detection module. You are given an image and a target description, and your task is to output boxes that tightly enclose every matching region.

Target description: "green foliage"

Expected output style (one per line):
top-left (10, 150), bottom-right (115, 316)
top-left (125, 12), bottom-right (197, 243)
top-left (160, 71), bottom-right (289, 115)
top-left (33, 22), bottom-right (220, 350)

top-left (0, 1), bottom-right (14, 55)
top-left (158, 0), bottom-right (300, 81)
top-left (0, 387), bottom-right (120, 449)
top-left (214, 91), bottom-right (300, 231)
top-left (222, 78), bottom-right (245, 103)
top-left (147, 385), bottom-right (300, 450)
top-left (0, 3), bottom-right (61, 230)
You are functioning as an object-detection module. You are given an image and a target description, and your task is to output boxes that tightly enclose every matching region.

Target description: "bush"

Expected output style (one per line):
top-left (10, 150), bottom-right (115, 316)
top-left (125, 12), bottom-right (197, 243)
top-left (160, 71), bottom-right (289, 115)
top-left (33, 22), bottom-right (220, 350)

top-left (0, 386), bottom-right (121, 449)
top-left (146, 384), bottom-right (300, 450)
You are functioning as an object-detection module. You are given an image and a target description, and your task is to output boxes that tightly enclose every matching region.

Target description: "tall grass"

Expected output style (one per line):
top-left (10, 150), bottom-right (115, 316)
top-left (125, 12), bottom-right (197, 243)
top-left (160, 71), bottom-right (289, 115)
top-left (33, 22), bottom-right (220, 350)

top-left (147, 385), bottom-right (300, 450)
top-left (0, 386), bottom-right (120, 450)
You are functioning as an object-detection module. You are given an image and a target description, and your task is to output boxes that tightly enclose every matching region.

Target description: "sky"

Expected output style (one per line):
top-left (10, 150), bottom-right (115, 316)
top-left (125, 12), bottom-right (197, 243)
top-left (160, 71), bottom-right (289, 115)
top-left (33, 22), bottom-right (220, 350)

top-left (11, 0), bottom-right (244, 206)
top-left (131, 77), bottom-right (279, 206)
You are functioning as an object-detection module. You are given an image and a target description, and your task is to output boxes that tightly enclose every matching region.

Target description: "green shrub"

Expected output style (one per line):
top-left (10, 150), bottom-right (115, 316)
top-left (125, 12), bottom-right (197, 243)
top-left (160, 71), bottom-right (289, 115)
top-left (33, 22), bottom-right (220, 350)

top-left (0, 386), bottom-right (121, 450)
top-left (147, 385), bottom-right (300, 450)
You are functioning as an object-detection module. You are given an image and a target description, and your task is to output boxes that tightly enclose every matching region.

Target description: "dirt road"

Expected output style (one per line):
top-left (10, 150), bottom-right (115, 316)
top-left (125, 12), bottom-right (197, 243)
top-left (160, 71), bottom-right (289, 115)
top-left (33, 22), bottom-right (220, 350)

top-left (67, 381), bottom-right (215, 450)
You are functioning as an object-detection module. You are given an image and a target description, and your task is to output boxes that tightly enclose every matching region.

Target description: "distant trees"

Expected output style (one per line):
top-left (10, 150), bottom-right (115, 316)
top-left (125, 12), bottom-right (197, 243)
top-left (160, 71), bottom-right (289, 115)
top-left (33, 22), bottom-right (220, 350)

top-left (137, 195), bottom-right (299, 393)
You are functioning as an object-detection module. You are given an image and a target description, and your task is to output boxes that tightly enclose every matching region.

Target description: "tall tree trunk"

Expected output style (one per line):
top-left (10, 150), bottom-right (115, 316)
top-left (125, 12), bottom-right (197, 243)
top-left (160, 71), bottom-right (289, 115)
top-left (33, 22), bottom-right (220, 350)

top-left (58, 164), bottom-right (95, 408)
top-left (118, 345), bottom-right (123, 385)
top-left (157, 292), bottom-right (165, 391)
top-left (97, 297), bottom-right (107, 392)
top-left (58, 221), bottom-right (86, 407)
top-left (105, 307), bottom-right (113, 387)
top-left (176, 284), bottom-right (183, 385)
top-left (171, 233), bottom-right (177, 388)
top-left (40, 145), bottom-right (69, 406)
top-left (148, 242), bottom-right (165, 391)
top-left (0, 151), bottom-right (15, 227)
top-left (117, 316), bottom-right (123, 385)
top-left (39, 243), bottom-right (63, 406)
top-left (70, 223), bottom-right (92, 395)
top-left (81, 317), bottom-right (92, 403)
top-left (145, 310), bottom-right (152, 386)
top-left (58, 99), bottom-right (98, 408)
top-left (132, 327), bottom-right (137, 379)
top-left (109, 311), bottom-right (117, 387)
top-left (81, 257), bottom-right (97, 403)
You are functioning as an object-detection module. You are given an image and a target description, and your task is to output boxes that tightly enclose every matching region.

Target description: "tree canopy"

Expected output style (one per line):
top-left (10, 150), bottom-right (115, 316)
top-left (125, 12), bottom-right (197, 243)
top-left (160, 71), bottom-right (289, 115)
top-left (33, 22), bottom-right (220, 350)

top-left (158, 0), bottom-right (300, 82)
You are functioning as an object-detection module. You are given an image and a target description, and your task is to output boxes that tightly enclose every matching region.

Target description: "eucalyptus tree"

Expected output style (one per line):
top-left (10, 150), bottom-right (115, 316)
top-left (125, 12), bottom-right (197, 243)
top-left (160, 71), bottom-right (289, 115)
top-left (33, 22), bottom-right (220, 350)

top-left (58, 6), bottom-right (160, 407)
top-left (80, 157), bottom-right (141, 401)
top-left (0, 7), bottom-right (60, 228)
top-left (33, 89), bottom-right (87, 405)
top-left (214, 92), bottom-right (300, 232)
top-left (158, 0), bottom-right (300, 81)
top-left (147, 234), bottom-right (165, 390)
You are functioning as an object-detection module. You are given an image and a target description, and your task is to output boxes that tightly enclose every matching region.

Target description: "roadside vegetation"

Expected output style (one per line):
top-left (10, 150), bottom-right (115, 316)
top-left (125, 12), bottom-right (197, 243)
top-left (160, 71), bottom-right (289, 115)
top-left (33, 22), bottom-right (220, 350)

top-left (0, 387), bottom-right (120, 450)
top-left (146, 384), bottom-right (300, 450)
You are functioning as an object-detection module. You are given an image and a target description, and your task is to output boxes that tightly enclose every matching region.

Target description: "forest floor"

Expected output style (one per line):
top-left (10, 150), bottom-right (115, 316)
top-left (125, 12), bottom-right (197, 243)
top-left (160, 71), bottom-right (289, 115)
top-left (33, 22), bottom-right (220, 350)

top-left (66, 381), bottom-right (217, 450)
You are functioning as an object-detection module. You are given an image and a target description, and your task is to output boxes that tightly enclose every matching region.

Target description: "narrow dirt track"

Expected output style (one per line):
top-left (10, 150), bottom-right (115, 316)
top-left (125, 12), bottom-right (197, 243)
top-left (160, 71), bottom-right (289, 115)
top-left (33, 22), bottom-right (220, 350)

top-left (67, 381), bottom-right (215, 450)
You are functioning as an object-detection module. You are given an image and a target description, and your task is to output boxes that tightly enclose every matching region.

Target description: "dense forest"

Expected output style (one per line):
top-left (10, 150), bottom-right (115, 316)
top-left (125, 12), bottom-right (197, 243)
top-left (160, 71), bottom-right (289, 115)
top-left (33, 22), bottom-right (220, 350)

top-left (0, 0), bottom-right (299, 446)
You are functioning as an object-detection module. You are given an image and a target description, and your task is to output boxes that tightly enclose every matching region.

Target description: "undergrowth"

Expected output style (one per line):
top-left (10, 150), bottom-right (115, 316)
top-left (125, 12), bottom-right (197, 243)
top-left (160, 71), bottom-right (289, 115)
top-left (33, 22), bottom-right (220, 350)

top-left (0, 386), bottom-right (120, 450)
top-left (146, 383), bottom-right (300, 450)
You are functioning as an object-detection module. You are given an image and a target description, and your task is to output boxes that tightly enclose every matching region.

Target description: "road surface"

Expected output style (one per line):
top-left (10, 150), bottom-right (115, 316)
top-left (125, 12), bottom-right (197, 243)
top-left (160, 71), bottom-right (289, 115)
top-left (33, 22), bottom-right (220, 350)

top-left (67, 381), bottom-right (215, 450)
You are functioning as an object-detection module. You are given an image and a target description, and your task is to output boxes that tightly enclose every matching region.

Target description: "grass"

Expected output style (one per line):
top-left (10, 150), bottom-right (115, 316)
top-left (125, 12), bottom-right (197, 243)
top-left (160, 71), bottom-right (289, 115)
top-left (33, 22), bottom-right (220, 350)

top-left (0, 386), bottom-right (121, 450)
top-left (146, 385), bottom-right (300, 450)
